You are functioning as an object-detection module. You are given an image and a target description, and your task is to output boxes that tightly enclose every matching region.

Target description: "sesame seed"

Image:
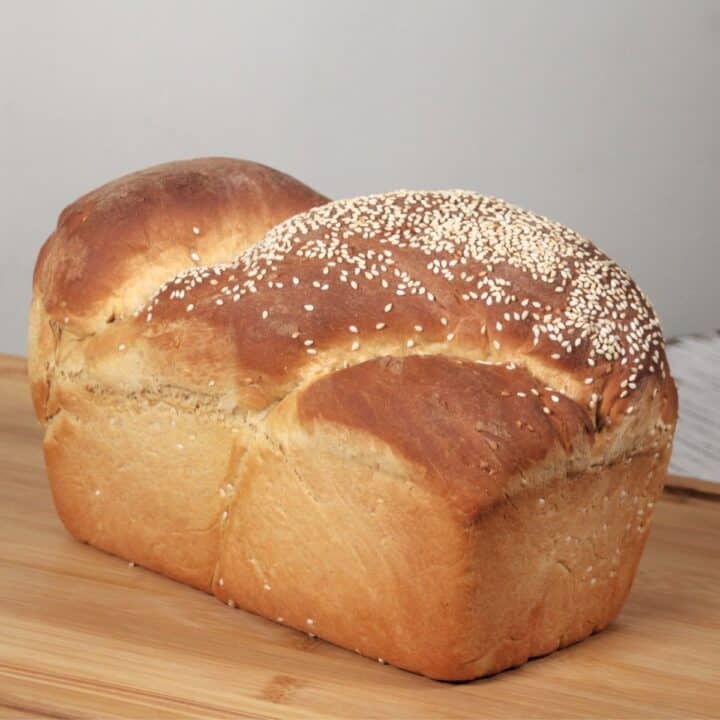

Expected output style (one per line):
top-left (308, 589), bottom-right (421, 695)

top-left (414, 325), bottom-right (423, 332)
top-left (303, 304), bottom-right (314, 312)
top-left (375, 322), bottom-right (386, 330)
top-left (192, 226), bottom-right (200, 235)
top-left (447, 332), bottom-right (455, 341)
top-left (306, 618), bottom-right (314, 625)
top-left (261, 310), bottom-right (269, 319)
top-left (349, 325), bottom-right (358, 333)
top-left (186, 303), bottom-right (194, 312)
top-left (351, 340), bottom-right (360, 351)
top-left (384, 303), bottom-right (393, 312)
top-left (190, 251), bottom-right (200, 262)
top-left (407, 339), bottom-right (415, 348)
top-left (118, 343), bottom-right (126, 351)
top-left (264, 583), bottom-right (271, 591)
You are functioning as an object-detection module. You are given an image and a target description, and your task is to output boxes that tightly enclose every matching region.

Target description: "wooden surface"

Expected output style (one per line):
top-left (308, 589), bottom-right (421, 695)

top-left (0, 353), bottom-right (718, 719)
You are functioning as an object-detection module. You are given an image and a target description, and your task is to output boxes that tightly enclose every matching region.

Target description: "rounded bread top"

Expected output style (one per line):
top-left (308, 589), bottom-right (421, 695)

top-left (33, 157), bottom-right (329, 334)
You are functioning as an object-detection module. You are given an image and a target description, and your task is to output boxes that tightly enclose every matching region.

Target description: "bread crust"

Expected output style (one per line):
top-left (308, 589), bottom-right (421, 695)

top-left (29, 164), bottom-right (677, 680)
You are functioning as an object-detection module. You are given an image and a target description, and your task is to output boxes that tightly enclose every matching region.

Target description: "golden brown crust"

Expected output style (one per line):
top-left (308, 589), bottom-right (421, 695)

top-left (297, 355), bottom-right (593, 517)
top-left (33, 157), bottom-right (328, 333)
top-left (214, 391), bottom-right (671, 680)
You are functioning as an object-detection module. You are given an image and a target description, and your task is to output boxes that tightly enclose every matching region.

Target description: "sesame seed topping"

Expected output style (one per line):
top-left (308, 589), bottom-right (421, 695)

top-left (142, 190), bottom-right (665, 410)
top-left (118, 343), bottom-right (126, 351)
top-left (375, 322), bottom-right (386, 330)
top-left (407, 339), bottom-right (415, 348)
top-left (349, 325), bottom-right (358, 333)
top-left (351, 340), bottom-right (360, 351)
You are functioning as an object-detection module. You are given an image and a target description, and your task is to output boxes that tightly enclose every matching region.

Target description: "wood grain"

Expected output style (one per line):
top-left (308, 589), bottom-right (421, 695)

top-left (0, 353), bottom-right (718, 719)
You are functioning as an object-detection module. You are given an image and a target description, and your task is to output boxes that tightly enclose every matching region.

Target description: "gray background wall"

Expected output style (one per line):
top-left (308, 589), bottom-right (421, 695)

top-left (1, 0), bottom-right (718, 355)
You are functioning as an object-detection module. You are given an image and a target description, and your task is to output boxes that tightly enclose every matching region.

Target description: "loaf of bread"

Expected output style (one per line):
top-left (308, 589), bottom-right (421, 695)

top-left (29, 157), bottom-right (677, 681)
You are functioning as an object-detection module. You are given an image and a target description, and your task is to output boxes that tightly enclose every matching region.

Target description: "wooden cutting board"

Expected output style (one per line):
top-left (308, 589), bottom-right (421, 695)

top-left (1, 353), bottom-right (718, 719)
